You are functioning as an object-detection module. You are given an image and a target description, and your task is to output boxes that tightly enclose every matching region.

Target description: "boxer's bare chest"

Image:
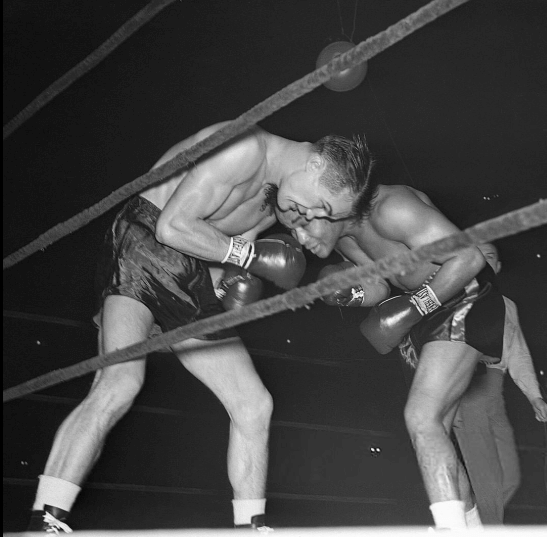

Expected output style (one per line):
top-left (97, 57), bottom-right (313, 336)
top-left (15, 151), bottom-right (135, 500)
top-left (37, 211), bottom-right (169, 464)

top-left (350, 222), bottom-right (438, 292)
top-left (207, 181), bottom-right (278, 237)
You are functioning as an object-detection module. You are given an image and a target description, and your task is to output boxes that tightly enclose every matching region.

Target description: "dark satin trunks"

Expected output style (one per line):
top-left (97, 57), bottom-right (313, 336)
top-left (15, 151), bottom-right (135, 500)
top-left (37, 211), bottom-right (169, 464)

top-left (399, 264), bottom-right (506, 367)
top-left (94, 196), bottom-right (236, 340)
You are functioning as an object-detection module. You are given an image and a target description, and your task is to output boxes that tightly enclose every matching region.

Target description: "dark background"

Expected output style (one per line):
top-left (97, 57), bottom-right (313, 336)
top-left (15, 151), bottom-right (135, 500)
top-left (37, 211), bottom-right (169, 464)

top-left (3, 0), bottom-right (547, 531)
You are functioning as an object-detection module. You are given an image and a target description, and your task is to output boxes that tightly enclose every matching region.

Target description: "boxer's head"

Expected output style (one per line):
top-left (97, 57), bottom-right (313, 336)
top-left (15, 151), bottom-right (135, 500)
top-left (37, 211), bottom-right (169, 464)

top-left (284, 217), bottom-right (346, 259)
top-left (276, 133), bottom-right (377, 223)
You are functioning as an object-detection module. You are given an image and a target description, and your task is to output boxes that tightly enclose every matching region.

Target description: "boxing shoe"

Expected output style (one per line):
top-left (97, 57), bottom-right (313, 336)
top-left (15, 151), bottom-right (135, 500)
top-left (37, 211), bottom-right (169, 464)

top-left (27, 504), bottom-right (73, 533)
top-left (235, 514), bottom-right (274, 532)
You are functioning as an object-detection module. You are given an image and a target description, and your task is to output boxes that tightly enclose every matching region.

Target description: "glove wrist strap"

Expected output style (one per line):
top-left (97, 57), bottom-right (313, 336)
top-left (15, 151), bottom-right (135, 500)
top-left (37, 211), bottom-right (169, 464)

top-left (343, 285), bottom-right (365, 307)
top-left (214, 286), bottom-right (227, 300)
top-left (222, 235), bottom-right (255, 268)
top-left (410, 284), bottom-right (441, 316)
top-left (215, 272), bottom-right (246, 300)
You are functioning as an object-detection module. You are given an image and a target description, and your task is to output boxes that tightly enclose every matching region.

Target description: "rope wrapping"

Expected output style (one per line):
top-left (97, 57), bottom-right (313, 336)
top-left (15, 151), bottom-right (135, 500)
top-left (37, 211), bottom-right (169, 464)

top-left (3, 200), bottom-right (545, 403)
top-left (3, 0), bottom-right (471, 271)
top-left (2, 0), bottom-right (178, 140)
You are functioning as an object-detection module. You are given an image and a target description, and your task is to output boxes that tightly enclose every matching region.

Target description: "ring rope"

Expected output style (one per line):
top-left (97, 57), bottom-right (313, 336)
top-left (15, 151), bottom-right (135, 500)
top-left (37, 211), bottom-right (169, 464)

top-left (3, 200), bottom-right (545, 403)
top-left (1, 310), bottom-right (366, 366)
top-left (3, 0), bottom-right (471, 271)
top-left (2, 477), bottom-right (398, 505)
top-left (3, 309), bottom-right (93, 329)
top-left (17, 394), bottom-right (396, 438)
top-left (2, 0), bottom-right (178, 141)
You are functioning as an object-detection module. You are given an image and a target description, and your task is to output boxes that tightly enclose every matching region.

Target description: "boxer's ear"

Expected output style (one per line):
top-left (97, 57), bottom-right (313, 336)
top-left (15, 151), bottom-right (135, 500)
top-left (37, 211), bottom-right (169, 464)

top-left (307, 153), bottom-right (325, 173)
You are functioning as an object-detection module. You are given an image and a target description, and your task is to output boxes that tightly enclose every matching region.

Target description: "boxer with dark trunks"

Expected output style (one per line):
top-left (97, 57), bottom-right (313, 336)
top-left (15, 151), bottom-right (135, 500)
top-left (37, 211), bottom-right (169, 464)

top-left (278, 183), bottom-right (506, 530)
top-left (94, 196), bottom-right (237, 339)
top-left (28, 120), bottom-right (372, 533)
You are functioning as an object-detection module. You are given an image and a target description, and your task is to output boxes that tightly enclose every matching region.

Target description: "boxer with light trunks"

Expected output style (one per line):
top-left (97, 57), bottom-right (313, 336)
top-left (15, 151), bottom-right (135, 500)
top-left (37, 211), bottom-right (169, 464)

top-left (278, 182), bottom-right (506, 530)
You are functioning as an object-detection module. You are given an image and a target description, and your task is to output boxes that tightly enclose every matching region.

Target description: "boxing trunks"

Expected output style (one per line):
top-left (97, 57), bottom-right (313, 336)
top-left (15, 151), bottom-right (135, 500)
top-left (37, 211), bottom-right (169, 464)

top-left (399, 264), bottom-right (506, 368)
top-left (94, 196), bottom-right (236, 340)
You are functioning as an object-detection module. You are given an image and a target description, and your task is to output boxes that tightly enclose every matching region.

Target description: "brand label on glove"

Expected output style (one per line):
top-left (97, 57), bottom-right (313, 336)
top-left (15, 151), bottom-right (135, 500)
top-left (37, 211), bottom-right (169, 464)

top-left (410, 284), bottom-right (441, 315)
top-left (222, 235), bottom-right (255, 268)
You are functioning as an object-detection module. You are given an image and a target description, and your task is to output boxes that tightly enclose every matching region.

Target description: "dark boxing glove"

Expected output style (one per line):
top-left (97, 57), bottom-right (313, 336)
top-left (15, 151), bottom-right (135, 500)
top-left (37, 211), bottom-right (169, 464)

top-left (360, 284), bottom-right (442, 354)
top-left (317, 262), bottom-right (365, 307)
top-left (222, 233), bottom-right (306, 290)
top-left (215, 266), bottom-right (264, 310)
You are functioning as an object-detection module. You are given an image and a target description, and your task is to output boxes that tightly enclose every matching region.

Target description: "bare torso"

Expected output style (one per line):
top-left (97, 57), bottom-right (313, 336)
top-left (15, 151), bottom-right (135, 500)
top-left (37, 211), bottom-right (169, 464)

top-left (141, 122), bottom-right (280, 240)
top-left (339, 185), bottom-right (448, 291)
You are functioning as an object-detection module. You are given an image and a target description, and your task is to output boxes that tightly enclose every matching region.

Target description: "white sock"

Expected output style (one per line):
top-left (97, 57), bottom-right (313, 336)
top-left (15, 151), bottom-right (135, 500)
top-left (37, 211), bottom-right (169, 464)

top-left (232, 498), bottom-right (266, 525)
top-left (429, 500), bottom-right (467, 530)
top-left (32, 475), bottom-right (81, 512)
top-left (465, 504), bottom-right (483, 528)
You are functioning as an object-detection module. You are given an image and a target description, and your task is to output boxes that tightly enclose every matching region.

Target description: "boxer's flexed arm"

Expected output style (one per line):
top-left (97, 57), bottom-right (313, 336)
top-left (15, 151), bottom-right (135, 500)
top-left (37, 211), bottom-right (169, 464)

top-left (155, 129), bottom-right (266, 261)
top-left (328, 236), bottom-right (391, 307)
top-left (373, 188), bottom-right (485, 301)
top-left (360, 188), bottom-right (486, 354)
top-left (153, 128), bottom-right (306, 290)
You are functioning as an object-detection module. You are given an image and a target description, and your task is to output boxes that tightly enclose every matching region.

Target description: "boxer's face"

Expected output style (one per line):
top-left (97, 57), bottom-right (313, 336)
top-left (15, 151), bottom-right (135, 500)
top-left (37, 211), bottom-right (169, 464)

top-left (280, 216), bottom-right (345, 258)
top-left (276, 167), bottom-right (353, 222)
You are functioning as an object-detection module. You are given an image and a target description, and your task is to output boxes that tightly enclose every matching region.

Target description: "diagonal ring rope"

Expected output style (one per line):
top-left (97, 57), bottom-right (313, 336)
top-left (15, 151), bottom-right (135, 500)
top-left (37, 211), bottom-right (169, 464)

top-left (3, 0), bottom-right (471, 271)
top-left (4, 199), bottom-right (546, 403)
top-left (2, 0), bottom-right (178, 140)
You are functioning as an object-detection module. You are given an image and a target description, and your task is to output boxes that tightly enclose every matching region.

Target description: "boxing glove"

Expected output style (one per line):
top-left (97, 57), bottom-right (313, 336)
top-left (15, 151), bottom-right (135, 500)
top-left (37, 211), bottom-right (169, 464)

top-left (317, 262), bottom-right (365, 307)
top-left (222, 233), bottom-right (306, 290)
top-left (215, 266), bottom-right (264, 310)
top-left (360, 284), bottom-right (442, 354)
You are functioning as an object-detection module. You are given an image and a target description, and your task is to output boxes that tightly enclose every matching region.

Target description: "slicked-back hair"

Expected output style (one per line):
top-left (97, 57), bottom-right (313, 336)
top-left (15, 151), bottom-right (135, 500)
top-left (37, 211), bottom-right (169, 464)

top-left (312, 134), bottom-right (378, 220)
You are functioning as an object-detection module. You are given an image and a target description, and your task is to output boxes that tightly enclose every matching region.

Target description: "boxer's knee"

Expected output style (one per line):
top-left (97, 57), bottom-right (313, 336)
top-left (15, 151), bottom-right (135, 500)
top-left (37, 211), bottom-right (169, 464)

top-left (85, 366), bottom-right (145, 425)
top-left (404, 397), bottom-right (440, 441)
top-left (231, 388), bottom-right (273, 433)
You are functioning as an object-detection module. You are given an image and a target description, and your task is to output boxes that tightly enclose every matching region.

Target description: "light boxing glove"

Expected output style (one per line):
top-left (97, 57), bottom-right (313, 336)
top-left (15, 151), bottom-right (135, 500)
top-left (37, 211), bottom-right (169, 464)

top-left (222, 233), bottom-right (306, 290)
top-left (317, 262), bottom-right (365, 307)
top-left (215, 266), bottom-right (264, 310)
top-left (360, 284), bottom-right (442, 354)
